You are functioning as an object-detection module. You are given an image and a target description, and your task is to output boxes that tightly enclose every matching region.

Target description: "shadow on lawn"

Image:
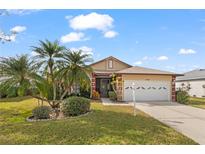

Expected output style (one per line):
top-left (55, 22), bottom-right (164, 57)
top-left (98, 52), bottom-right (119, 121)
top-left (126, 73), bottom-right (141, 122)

top-left (0, 107), bottom-right (196, 145)
top-left (0, 96), bottom-right (33, 103)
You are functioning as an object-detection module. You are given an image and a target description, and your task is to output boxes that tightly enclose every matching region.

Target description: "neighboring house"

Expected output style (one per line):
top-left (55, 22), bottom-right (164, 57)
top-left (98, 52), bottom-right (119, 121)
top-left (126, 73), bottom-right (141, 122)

top-left (90, 56), bottom-right (178, 102)
top-left (176, 69), bottom-right (205, 98)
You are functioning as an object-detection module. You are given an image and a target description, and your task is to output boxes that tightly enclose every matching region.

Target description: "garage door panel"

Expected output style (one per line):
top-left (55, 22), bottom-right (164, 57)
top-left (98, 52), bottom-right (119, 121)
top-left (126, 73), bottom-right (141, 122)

top-left (124, 80), bottom-right (170, 101)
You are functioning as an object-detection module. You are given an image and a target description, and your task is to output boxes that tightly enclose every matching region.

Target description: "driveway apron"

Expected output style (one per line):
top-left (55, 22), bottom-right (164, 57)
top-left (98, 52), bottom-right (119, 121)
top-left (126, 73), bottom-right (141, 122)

top-left (134, 102), bottom-right (205, 144)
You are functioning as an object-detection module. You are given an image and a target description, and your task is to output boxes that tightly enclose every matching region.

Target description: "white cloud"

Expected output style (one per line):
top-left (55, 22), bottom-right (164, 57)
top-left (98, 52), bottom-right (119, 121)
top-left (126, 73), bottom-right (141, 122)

top-left (138, 55), bottom-right (168, 62)
top-left (157, 56), bottom-right (169, 61)
top-left (69, 12), bottom-right (114, 31)
top-left (4, 9), bottom-right (40, 16)
top-left (142, 56), bottom-right (148, 60)
top-left (31, 51), bottom-right (39, 56)
top-left (2, 34), bottom-right (16, 42)
top-left (65, 15), bottom-right (73, 20)
top-left (142, 56), bottom-right (156, 61)
top-left (9, 34), bottom-right (16, 42)
top-left (60, 32), bottom-right (88, 43)
top-left (10, 26), bottom-right (26, 33)
top-left (178, 48), bottom-right (196, 55)
top-left (104, 30), bottom-right (118, 38)
top-left (134, 61), bottom-right (142, 65)
top-left (70, 46), bottom-right (93, 55)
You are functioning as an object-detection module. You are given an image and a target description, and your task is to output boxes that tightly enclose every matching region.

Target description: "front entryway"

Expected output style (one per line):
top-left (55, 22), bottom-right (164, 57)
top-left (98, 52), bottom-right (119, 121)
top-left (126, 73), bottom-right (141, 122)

top-left (96, 78), bottom-right (111, 97)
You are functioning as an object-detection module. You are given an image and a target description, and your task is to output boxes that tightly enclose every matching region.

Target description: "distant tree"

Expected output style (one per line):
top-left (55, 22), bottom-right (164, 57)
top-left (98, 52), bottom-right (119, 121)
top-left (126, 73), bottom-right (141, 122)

top-left (0, 55), bottom-right (37, 96)
top-left (0, 31), bottom-right (17, 43)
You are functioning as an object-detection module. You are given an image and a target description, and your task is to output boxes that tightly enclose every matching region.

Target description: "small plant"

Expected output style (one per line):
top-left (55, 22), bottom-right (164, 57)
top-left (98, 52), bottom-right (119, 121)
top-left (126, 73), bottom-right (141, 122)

top-left (61, 96), bottom-right (90, 116)
top-left (92, 90), bottom-right (100, 100)
top-left (176, 90), bottom-right (189, 104)
top-left (32, 106), bottom-right (52, 119)
top-left (108, 91), bottom-right (117, 101)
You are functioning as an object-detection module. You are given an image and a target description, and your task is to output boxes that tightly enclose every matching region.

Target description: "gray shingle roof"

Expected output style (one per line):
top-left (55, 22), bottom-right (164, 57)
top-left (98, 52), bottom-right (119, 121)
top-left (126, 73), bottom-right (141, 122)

top-left (115, 66), bottom-right (178, 75)
top-left (176, 69), bottom-right (205, 81)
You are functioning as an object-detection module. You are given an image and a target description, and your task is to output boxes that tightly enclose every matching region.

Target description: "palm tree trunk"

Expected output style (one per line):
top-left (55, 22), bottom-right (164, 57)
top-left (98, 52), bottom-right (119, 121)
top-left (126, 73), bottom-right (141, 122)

top-left (60, 85), bottom-right (71, 100)
top-left (48, 59), bottom-right (56, 101)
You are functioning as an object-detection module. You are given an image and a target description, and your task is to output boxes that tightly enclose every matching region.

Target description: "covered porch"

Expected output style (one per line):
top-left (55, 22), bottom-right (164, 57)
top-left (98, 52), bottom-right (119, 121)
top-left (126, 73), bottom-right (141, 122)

top-left (91, 72), bottom-right (113, 98)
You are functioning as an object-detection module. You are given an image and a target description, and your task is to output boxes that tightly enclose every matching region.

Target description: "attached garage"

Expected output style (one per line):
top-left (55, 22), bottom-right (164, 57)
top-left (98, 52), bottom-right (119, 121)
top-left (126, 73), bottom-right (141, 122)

top-left (123, 80), bottom-right (171, 101)
top-left (115, 66), bottom-right (179, 102)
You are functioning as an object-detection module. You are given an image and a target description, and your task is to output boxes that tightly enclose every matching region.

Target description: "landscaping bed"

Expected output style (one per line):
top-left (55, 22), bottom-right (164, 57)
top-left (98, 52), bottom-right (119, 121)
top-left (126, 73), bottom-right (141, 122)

top-left (0, 96), bottom-right (197, 144)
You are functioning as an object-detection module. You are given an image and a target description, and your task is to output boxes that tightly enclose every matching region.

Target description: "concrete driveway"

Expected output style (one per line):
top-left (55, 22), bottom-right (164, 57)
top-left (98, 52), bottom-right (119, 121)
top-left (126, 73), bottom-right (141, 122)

top-left (134, 102), bottom-right (205, 144)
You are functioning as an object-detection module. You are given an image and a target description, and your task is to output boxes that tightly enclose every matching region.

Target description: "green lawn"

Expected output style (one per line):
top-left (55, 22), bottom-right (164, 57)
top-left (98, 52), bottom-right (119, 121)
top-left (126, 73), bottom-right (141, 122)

top-left (188, 97), bottom-right (205, 109)
top-left (0, 96), bottom-right (196, 144)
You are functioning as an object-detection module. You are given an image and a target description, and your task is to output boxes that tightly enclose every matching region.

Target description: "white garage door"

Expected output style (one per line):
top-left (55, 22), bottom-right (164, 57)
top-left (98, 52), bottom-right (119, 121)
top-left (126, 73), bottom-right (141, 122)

top-left (123, 80), bottom-right (171, 101)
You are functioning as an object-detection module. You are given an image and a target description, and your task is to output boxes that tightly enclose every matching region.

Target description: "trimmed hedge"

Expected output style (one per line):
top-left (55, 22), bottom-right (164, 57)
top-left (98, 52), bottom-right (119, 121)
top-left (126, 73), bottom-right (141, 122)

top-left (32, 106), bottom-right (52, 119)
top-left (108, 91), bottom-right (117, 101)
top-left (176, 90), bottom-right (189, 104)
top-left (61, 96), bottom-right (90, 116)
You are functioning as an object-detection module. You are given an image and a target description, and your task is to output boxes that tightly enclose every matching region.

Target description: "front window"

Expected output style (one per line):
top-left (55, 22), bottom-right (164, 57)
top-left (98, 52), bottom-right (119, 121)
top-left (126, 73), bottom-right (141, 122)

top-left (108, 60), bottom-right (113, 68)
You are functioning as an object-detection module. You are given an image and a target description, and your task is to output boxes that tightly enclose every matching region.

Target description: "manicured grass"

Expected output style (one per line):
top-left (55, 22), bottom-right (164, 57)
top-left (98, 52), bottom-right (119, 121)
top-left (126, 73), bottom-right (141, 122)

top-left (188, 97), bottom-right (205, 109)
top-left (0, 97), bottom-right (196, 144)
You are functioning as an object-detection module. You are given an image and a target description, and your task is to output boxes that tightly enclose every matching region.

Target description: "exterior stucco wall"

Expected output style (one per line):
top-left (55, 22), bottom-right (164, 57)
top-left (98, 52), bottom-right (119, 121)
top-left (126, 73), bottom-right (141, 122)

top-left (91, 58), bottom-right (130, 71)
top-left (120, 74), bottom-right (173, 101)
top-left (176, 80), bottom-right (205, 98)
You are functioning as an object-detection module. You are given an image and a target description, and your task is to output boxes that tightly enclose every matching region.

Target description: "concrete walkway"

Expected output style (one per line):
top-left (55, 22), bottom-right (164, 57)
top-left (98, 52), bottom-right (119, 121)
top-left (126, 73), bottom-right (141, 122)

top-left (134, 102), bottom-right (205, 144)
top-left (101, 98), bottom-right (133, 106)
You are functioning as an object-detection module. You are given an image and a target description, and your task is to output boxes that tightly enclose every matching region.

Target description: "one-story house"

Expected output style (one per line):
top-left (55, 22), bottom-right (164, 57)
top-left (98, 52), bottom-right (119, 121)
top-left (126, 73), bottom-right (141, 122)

top-left (90, 56), bottom-right (178, 102)
top-left (176, 69), bottom-right (205, 98)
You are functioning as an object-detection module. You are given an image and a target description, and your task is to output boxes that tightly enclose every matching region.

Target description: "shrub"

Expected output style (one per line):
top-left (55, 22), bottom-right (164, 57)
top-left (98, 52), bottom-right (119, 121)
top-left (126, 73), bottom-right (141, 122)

top-left (0, 88), bottom-right (7, 98)
top-left (176, 90), bottom-right (189, 104)
top-left (80, 88), bottom-right (90, 98)
top-left (92, 90), bottom-right (100, 100)
top-left (61, 96), bottom-right (90, 116)
top-left (6, 87), bottom-right (18, 98)
top-left (32, 106), bottom-right (52, 119)
top-left (108, 91), bottom-right (117, 101)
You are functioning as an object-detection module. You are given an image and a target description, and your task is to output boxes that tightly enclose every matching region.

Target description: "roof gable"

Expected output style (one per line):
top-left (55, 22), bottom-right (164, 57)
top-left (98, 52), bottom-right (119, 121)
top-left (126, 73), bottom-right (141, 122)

top-left (90, 56), bottom-right (132, 73)
top-left (90, 56), bottom-right (131, 67)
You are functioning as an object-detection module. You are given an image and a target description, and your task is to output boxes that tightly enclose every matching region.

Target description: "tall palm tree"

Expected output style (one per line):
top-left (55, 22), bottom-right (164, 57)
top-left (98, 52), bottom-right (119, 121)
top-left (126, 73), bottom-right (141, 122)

top-left (0, 55), bottom-right (36, 96)
top-left (58, 50), bottom-right (93, 99)
top-left (31, 40), bottom-right (65, 80)
top-left (31, 40), bottom-right (66, 100)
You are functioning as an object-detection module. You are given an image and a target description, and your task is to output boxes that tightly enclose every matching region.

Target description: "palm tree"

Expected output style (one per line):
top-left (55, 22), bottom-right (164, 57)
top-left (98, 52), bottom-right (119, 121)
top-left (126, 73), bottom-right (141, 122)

top-left (31, 40), bottom-right (66, 100)
top-left (0, 55), bottom-right (36, 96)
top-left (58, 50), bottom-right (93, 99)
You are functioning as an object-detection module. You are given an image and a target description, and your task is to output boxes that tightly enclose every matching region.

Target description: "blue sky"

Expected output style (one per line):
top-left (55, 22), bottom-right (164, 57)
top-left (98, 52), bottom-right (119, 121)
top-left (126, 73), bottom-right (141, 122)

top-left (0, 9), bottom-right (205, 73)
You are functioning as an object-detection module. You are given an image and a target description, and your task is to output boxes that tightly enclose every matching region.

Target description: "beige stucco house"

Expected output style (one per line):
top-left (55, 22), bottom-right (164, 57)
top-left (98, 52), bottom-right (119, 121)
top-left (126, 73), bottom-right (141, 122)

top-left (90, 56), bottom-right (178, 102)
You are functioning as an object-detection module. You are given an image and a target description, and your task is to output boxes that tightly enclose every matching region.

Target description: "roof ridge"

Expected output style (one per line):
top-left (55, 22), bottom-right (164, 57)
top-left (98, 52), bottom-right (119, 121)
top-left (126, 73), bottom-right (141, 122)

top-left (121, 65), bottom-right (175, 73)
top-left (89, 56), bottom-right (132, 67)
top-left (115, 65), bottom-right (179, 75)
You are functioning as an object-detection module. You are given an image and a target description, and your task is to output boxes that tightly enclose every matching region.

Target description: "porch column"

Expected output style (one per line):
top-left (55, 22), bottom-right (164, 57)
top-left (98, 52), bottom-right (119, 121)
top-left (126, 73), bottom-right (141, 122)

top-left (171, 76), bottom-right (176, 102)
top-left (91, 73), bottom-right (96, 92)
top-left (116, 74), bottom-right (123, 101)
